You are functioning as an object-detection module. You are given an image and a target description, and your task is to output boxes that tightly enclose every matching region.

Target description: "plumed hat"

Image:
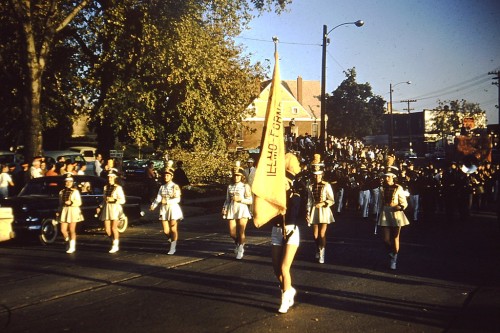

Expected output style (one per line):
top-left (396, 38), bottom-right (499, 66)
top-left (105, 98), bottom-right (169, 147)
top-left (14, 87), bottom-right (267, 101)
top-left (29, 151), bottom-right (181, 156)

top-left (310, 153), bottom-right (324, 167)
top-left (164, 160), bottom-right (175, 176)
top-left (231, 161), bottom-right (245, 176)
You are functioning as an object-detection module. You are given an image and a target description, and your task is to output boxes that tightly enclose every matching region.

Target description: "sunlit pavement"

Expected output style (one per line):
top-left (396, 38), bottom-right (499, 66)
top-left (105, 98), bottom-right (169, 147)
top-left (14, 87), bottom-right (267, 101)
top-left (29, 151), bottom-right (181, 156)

top-left (0, 199), bottom-right (498, 333)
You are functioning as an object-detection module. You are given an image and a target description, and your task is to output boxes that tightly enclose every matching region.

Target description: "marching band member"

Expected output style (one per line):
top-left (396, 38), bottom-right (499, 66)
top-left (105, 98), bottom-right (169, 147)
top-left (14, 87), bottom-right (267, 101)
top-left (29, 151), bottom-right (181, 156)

top-left (57, 174), bottom-right (84, 253)
top-left (150, 161), bottom-right (184, 255)
top-left (97, 170), bottom-right (126, 253)
top-left (377, 168), bottom-right (410, 270)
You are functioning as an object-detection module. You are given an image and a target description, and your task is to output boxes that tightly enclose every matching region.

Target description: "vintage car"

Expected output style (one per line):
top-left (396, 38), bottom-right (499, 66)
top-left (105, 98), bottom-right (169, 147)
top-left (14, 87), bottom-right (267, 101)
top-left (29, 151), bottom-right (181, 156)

top-left (0, 175), bottom-right (144, 244)
top-left (123, 159), bottom-right (164, 180)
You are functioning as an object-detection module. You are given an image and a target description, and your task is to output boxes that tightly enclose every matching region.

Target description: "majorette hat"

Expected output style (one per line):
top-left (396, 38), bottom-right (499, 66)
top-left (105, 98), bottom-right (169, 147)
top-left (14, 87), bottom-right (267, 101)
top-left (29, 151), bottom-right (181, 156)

top-left (64, 173), bottom-right (74, 181)
top-left (384, 165), bottom-right (399, 177)
top-left (231, 161), bottom-right (245, 176)
top-left (164, 160), bottom-right (175, 176)
top-left (107, 168), bottom-right (119, 178)
top-left (311, 153), bottom-right (324, 175)
top-left (310, 154), bottom-right (324, 167)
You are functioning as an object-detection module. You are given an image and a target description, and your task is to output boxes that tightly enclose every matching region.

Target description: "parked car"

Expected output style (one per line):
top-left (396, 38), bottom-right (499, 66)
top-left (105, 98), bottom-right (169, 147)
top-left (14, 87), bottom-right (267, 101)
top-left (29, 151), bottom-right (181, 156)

top-left (123, 159), bottom-right (164, 180)
top-left (0, 151), bottom-right (24, 165)
top-left (43, 150), bottom-right (94, 175)
top-left (68, 146), bottom-right (97, 163)
top-left (0, 175), bottom-right (144, 244)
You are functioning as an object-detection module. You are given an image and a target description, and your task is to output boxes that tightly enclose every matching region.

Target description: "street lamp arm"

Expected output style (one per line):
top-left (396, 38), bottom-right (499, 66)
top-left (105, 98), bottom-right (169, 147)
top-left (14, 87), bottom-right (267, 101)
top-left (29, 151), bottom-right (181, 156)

top-left (390, 81), bottom-right (412, 92)
top-left (327, 20), bottom-right (364, 35)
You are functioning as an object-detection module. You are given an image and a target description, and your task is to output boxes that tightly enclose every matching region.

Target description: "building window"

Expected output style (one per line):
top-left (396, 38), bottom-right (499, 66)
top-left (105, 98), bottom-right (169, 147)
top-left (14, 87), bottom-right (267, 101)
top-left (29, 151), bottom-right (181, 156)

top-left (292, 107), bottom-right (299, 115)
top-left (312, 122), bottom-right (318, 138)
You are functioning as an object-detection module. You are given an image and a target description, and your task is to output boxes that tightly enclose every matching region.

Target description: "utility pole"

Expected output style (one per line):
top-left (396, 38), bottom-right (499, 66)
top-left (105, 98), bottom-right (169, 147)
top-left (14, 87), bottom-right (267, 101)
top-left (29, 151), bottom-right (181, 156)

top-left (489, 70), bottom-right (500, 124)
top-left (401, 99), bottom-right (417, 151)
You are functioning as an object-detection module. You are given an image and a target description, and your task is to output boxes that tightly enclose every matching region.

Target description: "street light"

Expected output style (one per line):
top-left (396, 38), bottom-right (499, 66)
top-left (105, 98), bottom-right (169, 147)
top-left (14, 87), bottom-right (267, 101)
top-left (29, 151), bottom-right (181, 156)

top-left (389, 81), bottom-right (411, 150)
top-left (320, 20), bottom-right (364, 152)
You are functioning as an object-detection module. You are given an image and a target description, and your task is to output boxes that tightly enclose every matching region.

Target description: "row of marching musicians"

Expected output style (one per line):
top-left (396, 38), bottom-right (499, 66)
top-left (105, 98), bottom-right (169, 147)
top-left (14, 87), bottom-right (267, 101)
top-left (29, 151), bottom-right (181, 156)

top-left (324, 158), bottom-right (498, 222)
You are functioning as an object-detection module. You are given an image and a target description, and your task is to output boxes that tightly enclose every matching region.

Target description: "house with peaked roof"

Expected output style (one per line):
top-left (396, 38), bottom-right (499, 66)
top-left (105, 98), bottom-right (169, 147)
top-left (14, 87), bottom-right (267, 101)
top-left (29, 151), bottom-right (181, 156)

top-left (231, 76), bottom-right (321, 149)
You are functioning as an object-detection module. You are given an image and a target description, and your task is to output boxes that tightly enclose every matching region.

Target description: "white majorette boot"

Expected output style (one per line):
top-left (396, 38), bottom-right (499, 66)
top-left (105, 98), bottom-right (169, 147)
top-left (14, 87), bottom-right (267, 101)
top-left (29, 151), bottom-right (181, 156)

top-left (66, 240), bottom-right (76, 254)
top-left (319, 248), bottom-right (325, 264)
top-left (278, 287), bottom-right (297, 314)
top-left (389, 252), bottom-right (398, 270)
top-left (236, 244), bottom-right (244, 260)
top-left (168, 240), bottom-right (177, 255)
top-left (234, 243), bottom-right (239, 254)
top-left (109, 239), bottom-right (119, 253)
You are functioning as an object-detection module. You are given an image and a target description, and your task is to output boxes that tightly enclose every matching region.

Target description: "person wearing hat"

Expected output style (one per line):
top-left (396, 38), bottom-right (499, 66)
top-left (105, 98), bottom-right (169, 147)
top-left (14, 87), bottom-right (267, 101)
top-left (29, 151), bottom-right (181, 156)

top-left (222, 161), bottom-right (253, 260)
top-left (306, 162), bottom-right (335, 264)
top-left (244, 158), bottom-right (256, 186)
top-left (97, 169), bottom-right (126, 253)
top-left (56, 175), bottom-right (84, 253)
top-left (150, 161), bottom-right (184, 255)
top-left (377, 169), bottom-right (410, 270)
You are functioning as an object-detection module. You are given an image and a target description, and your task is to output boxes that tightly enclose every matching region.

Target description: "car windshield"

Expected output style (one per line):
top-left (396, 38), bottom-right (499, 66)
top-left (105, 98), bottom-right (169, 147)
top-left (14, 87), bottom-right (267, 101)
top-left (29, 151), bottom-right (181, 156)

top-left (20, 179), bottom-right (63, 196)
top-left (19, 177), bottom-right (104, 196)
top-left (124, 160), bottom-right (148, 169)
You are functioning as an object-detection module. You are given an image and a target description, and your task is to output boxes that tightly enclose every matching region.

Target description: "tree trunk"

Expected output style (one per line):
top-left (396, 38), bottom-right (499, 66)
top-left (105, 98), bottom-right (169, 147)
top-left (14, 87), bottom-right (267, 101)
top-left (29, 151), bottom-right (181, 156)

top-left (25, 64), bottom-right (43, 160)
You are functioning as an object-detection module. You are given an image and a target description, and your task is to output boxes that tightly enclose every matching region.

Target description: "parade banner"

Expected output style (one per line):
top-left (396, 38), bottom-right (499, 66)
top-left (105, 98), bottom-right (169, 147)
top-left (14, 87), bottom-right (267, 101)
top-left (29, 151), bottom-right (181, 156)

top-left (252, 42), bottom-right (286, 228)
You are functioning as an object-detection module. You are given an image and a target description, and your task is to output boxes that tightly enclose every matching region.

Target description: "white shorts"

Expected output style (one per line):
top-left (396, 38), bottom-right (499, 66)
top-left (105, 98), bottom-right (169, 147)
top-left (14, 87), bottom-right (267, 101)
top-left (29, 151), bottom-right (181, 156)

top-left (271, 225), bottom-right (300, 246)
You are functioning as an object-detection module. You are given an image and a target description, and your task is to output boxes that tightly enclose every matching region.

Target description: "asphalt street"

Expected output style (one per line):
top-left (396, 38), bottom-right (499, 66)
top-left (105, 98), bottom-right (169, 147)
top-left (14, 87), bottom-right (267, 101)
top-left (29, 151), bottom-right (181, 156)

top-left (0, 198), bottom-right (499, 333)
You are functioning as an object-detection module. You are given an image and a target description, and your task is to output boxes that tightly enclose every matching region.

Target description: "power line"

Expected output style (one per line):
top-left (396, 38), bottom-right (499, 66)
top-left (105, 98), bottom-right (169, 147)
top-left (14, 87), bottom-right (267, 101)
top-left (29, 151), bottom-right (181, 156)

top-left (412, 76), bottom-right (491, 100)
top-left (236, 36), bottom-right (320, 46)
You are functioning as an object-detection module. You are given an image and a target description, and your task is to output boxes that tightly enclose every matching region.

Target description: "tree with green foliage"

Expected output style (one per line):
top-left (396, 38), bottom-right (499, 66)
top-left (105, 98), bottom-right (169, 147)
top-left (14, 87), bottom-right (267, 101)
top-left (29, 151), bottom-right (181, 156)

top-left (429, 99), bottom-right (487, 147)
top-left (4, 0), bottom-right (89, 159)
top-left (0, 0), bottom-right (290, 160)
top-left (325, 68), bottom-right (385, 139)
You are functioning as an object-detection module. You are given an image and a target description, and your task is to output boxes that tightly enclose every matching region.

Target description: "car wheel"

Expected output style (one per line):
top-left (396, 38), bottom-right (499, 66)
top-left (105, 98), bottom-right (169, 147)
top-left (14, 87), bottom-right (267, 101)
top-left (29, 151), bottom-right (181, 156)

top-left (117, 215), bottom-right (128, 233)
top-left (40, 219), bottom-right (58, 245)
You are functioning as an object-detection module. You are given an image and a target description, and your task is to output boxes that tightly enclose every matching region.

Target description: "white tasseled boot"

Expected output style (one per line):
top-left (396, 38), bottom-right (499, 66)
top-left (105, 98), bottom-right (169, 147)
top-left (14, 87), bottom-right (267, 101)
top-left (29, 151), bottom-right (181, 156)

top-left (109, 239), bottom-right (119, 253)
top-left (168, 240), bottom-right (177, 255)
top-left (319, 248), bottom-right (325, 264)
top-left (66, 240), bottom-right (76, 254)
top-left (236, 244), bottom-right (245, 260)
top-left (278, 287), bottom-right (296, 314)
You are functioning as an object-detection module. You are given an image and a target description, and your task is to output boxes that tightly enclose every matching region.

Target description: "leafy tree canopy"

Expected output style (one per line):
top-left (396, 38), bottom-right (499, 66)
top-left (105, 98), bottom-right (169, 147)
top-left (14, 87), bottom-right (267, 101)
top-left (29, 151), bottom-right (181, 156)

top-left (326, 68), bottom-right (385, 139)
top-left (0, 0), bottom-right (290, 157)
top-left (430, 99), bottom-right (487, 136)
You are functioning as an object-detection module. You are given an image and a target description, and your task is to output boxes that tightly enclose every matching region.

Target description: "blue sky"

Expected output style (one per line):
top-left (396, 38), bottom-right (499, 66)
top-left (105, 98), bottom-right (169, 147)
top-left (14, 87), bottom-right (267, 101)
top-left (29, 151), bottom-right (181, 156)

top-left (237, 0), bottom-right (500, 124)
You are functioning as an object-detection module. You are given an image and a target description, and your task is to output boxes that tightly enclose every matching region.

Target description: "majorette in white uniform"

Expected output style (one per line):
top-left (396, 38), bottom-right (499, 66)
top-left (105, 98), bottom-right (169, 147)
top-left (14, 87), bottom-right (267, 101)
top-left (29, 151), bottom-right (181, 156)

top-left (58, 180), bottom-right (84, 223)
top-left (151, 179), bottom-right (183, 221)
top-left (222, 179), bottom-right (252, 220)
top-left (99, 173), bottom-right (126, 221)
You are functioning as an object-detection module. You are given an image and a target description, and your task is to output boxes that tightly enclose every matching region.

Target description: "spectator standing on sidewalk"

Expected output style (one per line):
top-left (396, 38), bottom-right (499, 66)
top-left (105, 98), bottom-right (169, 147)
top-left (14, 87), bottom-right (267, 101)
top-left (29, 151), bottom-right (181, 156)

top-left (173, 161), bottom-right (190, 189)
top-left (306, 155), bottom-right (335, 264)
top-left (222, 162), bottom-right (253, 260)
top-left (150, 161), bottom-right (183, 255)
top-left (56, 175), bottom-right (84, 254)
top-left (94, 153), bottom-right (103, 176)
top-left (243, 158), bottom-right (256, 187)
top-left (0, 164), bottom-right (14, 199)
top-left (96, 170), bottom-right (125, 253)
top-left (173, 160), bottom-right (190, 205)
top-left (377, 168), bottom-right (410, 270)
top-left (146, 161), bottom-right (159, 204)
